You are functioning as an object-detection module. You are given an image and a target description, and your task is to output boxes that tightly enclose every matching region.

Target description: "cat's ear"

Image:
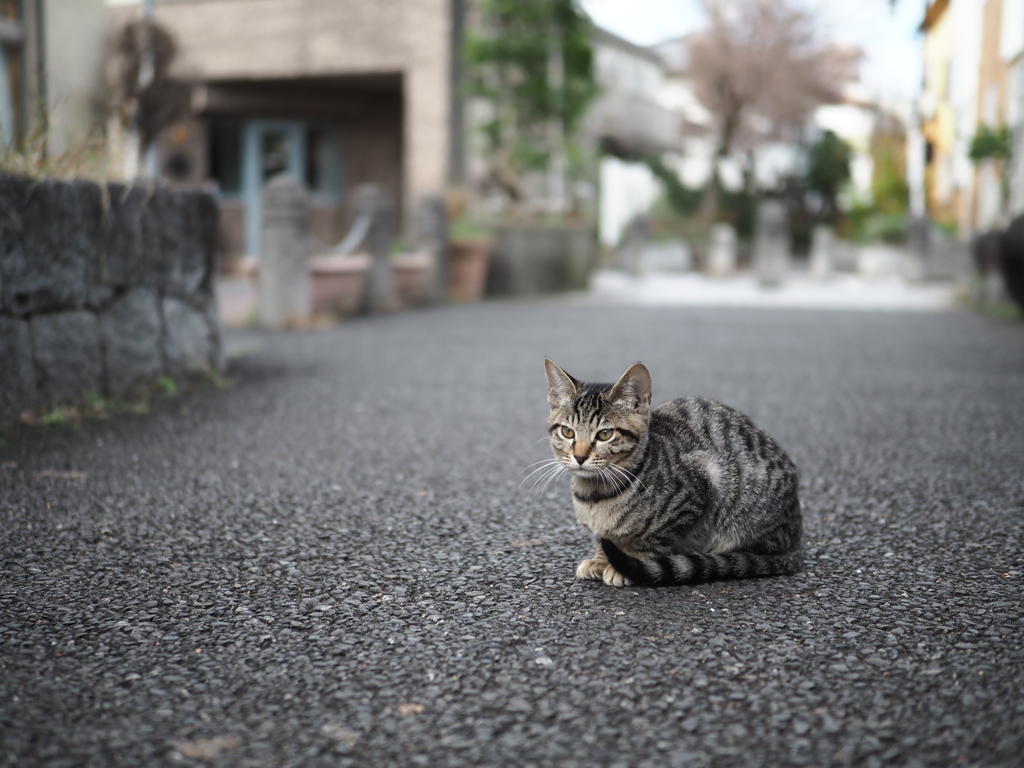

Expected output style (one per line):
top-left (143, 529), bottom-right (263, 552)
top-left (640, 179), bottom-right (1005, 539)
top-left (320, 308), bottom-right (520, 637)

top-left (608, 362), bottom-right (652, 413)
top-left (545, 357), bottom-right (579, 409)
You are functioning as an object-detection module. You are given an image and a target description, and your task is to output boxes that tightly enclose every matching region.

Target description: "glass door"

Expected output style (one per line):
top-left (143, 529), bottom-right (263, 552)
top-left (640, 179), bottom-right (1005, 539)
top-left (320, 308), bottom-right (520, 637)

top-left (242, 119), bottom-right (306, 257)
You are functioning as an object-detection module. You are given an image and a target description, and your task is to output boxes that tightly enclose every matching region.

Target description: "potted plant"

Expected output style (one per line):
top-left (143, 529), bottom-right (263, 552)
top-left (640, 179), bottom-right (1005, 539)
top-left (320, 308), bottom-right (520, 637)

top-left (459, 1), bottom-right (598, 299)
top-left (391, 251), bottom-right (434, 307)
top-left (448, 214), bottom-right (493, 302)
top-left (309, 252), bottom-right (372, 315)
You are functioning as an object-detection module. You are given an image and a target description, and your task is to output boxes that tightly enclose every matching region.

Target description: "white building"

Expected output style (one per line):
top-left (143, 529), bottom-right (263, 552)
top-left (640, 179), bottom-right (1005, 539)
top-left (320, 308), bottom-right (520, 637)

top-left (583, 28), bottom-right (682, 249)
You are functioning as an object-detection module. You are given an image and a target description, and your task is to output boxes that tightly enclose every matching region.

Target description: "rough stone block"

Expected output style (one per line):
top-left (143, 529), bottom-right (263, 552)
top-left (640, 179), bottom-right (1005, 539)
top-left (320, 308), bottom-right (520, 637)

top-left (29, 310), bottom-right (103, 408)
top-left (156, 187), bottom-right (219, 300)
top-left (197, 288), bottom-right (225, 372)
top-left (0, 317), bottom-right (37, 422)
top-left (104, 182), bottom-right (161, 289)
top-left (0, 176), bottom-right (106, 315)
top-left (162, 296), bottom-right (214, 375)
top-left (177, 190), bottom-right (219, 297)
top-left (100, 288), bottom-right (164, 398)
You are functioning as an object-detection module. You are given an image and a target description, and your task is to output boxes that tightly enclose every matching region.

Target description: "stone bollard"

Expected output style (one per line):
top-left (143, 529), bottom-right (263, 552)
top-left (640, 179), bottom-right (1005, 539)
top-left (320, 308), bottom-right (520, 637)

top-left (416, 195), bottom-right (449, 303)
top-left (707, 223), bottom-right (737, 276)
top-left (904, 216), bottom-right (929, 283)
top-left (810, 225), bottom-right (835, 280)
top-left (260, 175), bottom-right (311, 328)
top-left (621, 215), bottom-right (652, 276)
top-left (351, 184), bottom-right (397, 313)
top-left (754, 200), bottom-right (790, 287)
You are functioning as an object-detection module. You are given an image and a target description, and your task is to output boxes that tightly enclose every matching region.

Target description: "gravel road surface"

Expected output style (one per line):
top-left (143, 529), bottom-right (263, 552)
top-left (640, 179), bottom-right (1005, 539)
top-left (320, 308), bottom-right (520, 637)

top-left (2, 300), bottom-right (1023, 767)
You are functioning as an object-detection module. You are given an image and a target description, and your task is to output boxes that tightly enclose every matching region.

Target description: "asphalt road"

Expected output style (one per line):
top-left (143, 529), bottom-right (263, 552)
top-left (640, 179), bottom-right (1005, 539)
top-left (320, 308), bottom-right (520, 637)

top-left (2, 300), bottom-right (1023, 768)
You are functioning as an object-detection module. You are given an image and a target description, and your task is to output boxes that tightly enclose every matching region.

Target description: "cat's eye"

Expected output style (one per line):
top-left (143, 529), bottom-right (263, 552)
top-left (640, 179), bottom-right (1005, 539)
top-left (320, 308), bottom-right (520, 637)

top-left (560, 425), bottom-right (575, 439)
top-left (596, 428), bottom-right (614, 441)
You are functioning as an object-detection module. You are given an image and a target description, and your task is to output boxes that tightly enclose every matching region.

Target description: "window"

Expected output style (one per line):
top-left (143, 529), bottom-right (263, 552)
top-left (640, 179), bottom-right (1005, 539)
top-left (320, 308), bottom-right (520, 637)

top-left (0, 0), bottom-right (22, 146)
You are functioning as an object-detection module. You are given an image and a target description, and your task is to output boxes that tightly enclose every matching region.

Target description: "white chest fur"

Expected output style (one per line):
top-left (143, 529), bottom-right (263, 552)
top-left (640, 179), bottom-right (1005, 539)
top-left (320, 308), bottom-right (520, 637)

top-left (571, 481), bottom-right (631, 537)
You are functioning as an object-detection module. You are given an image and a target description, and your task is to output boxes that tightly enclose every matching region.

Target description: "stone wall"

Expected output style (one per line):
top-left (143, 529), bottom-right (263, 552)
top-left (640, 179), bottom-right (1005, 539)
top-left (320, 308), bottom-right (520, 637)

top-left (0, 173), bottom-right (221, 425)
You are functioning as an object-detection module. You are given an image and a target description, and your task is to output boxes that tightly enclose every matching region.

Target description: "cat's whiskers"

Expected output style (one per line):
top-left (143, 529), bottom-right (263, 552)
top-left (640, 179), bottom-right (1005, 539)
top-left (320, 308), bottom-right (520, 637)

top-left (606, 462), bottom-right (648, 495)
top-left (600, 465), bottom-right (628, 494)
top-left (526, 468), bottom-right (556, 500)
top-left (517, 458), bottom-right (559, 477)
top-left (518, 459), bottom-right (562, 493)
top-left (524, 457), bottom-right (571, 497)
top-left (530, 463), bottom-right (568, 499)
top-left (544, 357), bottom-right (803, 587)
top-left (593, 466), bottom-right (616, 493)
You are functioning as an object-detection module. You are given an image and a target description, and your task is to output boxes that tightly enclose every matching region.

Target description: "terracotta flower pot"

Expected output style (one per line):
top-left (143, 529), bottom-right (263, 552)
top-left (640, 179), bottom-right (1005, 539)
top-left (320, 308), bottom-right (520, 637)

top-left (448, 239), bottom-right (492, 302)
top-left (309, 254), bottom-right (371, 315)
top-left (391, 252), bottom-right (434, 307)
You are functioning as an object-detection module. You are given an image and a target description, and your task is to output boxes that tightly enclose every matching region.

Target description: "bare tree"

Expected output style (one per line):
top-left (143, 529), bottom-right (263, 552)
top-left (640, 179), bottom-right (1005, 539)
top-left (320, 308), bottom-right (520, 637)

top-left (684, 0), bottom-right (860, 220)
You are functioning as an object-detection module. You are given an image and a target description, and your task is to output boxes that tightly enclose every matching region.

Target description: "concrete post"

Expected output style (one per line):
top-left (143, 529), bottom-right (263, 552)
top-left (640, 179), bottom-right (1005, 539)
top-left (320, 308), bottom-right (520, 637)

top-left (810, 225), bottom-right (835, 280)
top-left (352, 184), bottom-right (397, 313)
top-left (707, 224), bottom-right (737, 276)
top-left (754, 200), bottom-right (790, 287)
top-left (905, 216), bottom-right (929, 283)
top-left (416, 195), bottom-right (449, 303)
top-left (622, 215), bottom-right (651, 276)
top-left (259, 175), bottom-right (311, 328)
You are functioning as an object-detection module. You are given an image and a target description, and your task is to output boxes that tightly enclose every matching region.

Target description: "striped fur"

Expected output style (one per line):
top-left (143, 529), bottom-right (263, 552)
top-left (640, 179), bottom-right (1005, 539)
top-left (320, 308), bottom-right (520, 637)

top-left (544, 358), bottom-right (802, 588)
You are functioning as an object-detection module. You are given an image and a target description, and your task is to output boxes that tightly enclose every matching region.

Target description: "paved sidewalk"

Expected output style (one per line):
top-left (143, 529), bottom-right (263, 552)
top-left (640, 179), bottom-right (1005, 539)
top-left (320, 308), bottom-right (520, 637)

top-left (587, 269), bottom-right (962, 312)
top-left (216, 275), bottom-right (258, 327)
top-left (2, 299), bottom-right (1023, 767)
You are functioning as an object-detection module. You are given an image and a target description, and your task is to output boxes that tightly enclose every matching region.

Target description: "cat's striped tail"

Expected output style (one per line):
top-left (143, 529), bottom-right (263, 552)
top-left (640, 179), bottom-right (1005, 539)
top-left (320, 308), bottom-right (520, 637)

top-left (600, 539), bottom-right (803, 587)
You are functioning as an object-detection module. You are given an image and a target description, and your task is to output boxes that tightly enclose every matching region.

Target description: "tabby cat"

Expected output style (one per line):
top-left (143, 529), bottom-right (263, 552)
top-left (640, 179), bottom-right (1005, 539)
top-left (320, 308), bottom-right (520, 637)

top-left (544, 358), bottom-right (802, 587)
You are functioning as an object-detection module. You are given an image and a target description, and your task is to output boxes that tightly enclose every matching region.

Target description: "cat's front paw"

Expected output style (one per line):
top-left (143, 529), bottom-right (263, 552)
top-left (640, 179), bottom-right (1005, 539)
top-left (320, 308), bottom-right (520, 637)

top-left (602, 563), bottom-right (633, 588)
top-left (576, 557), bottom-right (608, 580)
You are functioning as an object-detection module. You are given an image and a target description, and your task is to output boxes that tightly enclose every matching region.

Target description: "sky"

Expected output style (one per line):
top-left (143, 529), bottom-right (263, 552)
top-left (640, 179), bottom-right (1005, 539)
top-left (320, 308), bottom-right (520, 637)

top-left (580, 0), bottom-right (929, 103)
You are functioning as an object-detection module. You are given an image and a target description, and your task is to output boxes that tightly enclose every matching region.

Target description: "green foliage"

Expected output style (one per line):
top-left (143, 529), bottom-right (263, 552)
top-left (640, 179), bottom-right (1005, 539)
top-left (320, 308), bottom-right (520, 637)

top-left (42, 408), bottom-right (68, 426)
top-left (642, 155), bottom-right (703, 218)
top-left (156, 375), bottom-right (178, 396)
top-left (806, 131), bottom-right (852, 216)
top-left (124, 399), bottom-right (151, 415)
top-left (204, 365), bottom-right (233, 390)
top-left (449, 214), bottom-right (492, 241)
top-left (465, 0), bottom-right (598, 176)
top-left (846, 204), bottom-right (907, 244)
top-left (719, 190), bottom-right (759, 241)
top-left (872, 146), bottom-right (908, 215)
top-left (969, 125), bottom-right (1012, 164)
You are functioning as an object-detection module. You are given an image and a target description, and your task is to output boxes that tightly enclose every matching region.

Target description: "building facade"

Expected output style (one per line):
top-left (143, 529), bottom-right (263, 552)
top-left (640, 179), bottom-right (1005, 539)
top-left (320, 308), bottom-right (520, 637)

top-left (0, 0), bottom-right (107, 157)
top-left (914, 0), bottom-right (1024, 236)
top-left (109, 0), bottom-right (456, 263)
top-left (585, 28), bottom-right (681, 248)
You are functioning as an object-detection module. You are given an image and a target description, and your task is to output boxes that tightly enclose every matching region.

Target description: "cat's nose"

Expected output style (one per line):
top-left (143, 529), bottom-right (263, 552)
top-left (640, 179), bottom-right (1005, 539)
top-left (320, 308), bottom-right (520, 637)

top-left (574, 454), bottom-right (588, 465)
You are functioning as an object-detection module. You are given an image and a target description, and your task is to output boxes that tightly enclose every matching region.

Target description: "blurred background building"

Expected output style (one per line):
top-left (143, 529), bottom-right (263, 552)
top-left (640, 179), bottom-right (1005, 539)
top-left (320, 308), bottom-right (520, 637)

top-left (0, 0), bottom-right (107, 157)
top-left (107, 0), bottom-right (453, 267)
top-left (4, 0), bottom-right (1024, 273)
top-left (919, 0), bottom-right (1024, 235)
